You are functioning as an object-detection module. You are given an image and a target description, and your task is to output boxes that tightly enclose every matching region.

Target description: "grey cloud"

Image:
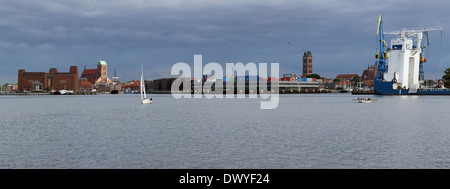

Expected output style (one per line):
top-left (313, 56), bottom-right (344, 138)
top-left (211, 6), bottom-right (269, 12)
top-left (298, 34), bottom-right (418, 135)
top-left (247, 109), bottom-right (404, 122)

top-left (1, 0), bottom-right (450, 83)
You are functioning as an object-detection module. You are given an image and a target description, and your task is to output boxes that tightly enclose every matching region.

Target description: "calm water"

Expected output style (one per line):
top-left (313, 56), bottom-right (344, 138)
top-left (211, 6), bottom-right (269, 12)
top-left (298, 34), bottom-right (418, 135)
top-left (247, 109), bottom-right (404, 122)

top-left (1, 93), bottom-right (449, 169)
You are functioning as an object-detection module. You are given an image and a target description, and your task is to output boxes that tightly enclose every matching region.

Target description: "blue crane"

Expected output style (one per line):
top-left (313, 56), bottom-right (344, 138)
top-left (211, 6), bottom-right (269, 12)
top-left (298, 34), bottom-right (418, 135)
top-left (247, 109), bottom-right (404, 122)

top-left (376, 14), bottom-right (388, 81)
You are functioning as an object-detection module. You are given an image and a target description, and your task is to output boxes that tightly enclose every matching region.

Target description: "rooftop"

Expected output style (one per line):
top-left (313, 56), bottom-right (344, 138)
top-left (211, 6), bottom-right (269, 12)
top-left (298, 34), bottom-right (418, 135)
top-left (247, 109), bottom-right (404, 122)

top-left (336, 74), bottom-right (359, 78)
top-left (80, 80), bottom-right (93, 86)
top-left (303, 51), bottom-right (312, 57)
top-left (98, 60), bottom-right (107, 66)
top-left (81, 69), bottom-right (97, 75)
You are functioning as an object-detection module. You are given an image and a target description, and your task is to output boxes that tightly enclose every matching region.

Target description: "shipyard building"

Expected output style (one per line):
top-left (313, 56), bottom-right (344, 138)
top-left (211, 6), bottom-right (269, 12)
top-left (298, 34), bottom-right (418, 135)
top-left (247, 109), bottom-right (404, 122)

top-left (18, 66), bottom-right (79, 92)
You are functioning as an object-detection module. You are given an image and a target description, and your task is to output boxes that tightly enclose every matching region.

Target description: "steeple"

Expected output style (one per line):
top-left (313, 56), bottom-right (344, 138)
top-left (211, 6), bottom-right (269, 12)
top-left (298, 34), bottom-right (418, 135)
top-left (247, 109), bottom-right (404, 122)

top-left (302, 51), bottom-right (313, 76)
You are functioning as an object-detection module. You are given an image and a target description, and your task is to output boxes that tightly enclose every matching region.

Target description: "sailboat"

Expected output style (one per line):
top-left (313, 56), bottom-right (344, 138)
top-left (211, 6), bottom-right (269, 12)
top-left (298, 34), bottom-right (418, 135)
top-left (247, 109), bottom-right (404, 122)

top-left (141, 64), bottom-right (152, 104)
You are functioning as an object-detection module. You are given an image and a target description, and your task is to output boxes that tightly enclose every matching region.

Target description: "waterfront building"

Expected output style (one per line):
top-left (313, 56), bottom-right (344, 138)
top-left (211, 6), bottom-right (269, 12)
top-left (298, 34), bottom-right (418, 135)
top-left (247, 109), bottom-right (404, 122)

top-left (2, 84), bottom-right (18, 93)
top-left (147, 78), bottom-right (177, 92)
top-left (79, 80), bottom-right (94, 94)
top-left (18, 66), bottom-right (79, 92)
top-left (147, 76), bottom-right (322, 94)
top-left (109, 83), bottom-right (122, 92)
top-left (281, 74), bottom-right (297, 81)
top-left (279, 80), bottom-right (321, 91)
top-left (121, 80), bottom-right (141, 92)
top-left (323, 82), bottom-right (337, 89)
top-left (336, 74), bottom-right (359, 82)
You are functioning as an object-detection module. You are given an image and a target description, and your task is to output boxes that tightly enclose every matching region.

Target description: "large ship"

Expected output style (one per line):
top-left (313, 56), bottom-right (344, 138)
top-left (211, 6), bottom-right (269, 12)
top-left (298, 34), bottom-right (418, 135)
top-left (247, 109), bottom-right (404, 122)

top-left (374, 15), bottom-right (450, 95)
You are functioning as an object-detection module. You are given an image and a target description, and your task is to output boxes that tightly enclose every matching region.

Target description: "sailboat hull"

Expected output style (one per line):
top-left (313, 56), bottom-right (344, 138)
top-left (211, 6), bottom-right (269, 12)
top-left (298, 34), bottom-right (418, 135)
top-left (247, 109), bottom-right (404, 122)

top-left (142, 98), bottom-right (152, 104)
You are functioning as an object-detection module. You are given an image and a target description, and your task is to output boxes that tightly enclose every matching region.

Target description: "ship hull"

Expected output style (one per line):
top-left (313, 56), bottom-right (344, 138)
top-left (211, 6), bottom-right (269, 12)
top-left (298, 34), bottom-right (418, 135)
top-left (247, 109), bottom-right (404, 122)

top-left (374, 81), bottom-right (450, 95)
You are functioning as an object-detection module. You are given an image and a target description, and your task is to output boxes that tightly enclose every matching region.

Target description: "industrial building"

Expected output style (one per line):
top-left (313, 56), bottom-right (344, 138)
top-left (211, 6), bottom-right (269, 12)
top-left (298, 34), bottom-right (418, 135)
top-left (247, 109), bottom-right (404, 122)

top-left (146, 78), bottom-right (177, 92)
top-left (146, 75), bottom-right (325, 94)
top-left (18, 66), bottom-right (79, 92)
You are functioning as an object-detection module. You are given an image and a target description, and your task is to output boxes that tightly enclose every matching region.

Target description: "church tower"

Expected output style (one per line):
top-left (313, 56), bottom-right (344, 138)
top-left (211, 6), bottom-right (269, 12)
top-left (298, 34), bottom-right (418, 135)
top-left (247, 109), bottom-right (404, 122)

top-left (97, 60), bottom-right (108, 83)
top-left (302, 51), bottom-right (313, 76)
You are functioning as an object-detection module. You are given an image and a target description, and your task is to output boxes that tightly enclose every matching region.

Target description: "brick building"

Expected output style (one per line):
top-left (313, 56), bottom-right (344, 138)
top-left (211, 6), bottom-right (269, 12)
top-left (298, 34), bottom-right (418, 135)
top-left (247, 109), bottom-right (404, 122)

top-left (147, 78), bottom-right (177, 92)
top-left (121, 80), bottom-right (140, 92)
top-left (362, 65), bottom-right (377, 81)
top-left (336, 74), bottom-right (360, 82)
top-left (302, 51), bottom-right (313, 76)
top-left (81, 60), bottom-right (112, 86)
top-left (18, 66), bottom-right (79, 92)
top-left (79, 80), bottom-right (94, 94)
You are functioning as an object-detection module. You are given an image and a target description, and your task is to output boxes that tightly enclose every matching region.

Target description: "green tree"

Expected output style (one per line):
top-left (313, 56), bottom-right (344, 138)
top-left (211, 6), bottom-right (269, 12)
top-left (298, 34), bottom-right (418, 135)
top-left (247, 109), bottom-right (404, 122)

top-left (333, 78), bottom-right (341, 83)
top-left (443, 68), bottom-right (450, 80)
top-left (443, 68), bottom-right (450, 87)
top-left (2, 83), bottom-right (11, 92)
top-left (46, 86), bottom-right (51, 92)
top-left (351, 76), bottom-right (361, 87)
top-left (307, 73), bottom-right (321, 79)
top-left (352, 76), bottom-right (361, 83)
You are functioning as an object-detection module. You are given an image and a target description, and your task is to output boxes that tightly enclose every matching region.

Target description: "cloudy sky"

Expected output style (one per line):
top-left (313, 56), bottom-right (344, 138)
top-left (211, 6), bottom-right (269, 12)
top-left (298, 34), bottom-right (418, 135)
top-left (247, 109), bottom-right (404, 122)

top-left (1, 0), bottom-right (450, 83)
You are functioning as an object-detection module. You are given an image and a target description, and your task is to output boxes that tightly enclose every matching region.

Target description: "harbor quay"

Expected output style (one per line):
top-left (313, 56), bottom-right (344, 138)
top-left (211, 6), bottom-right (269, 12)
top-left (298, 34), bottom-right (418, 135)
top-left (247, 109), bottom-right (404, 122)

top-left (5, 52), bottom-right (374, 95)
top-left (146, 76), bottom-right (332, 94)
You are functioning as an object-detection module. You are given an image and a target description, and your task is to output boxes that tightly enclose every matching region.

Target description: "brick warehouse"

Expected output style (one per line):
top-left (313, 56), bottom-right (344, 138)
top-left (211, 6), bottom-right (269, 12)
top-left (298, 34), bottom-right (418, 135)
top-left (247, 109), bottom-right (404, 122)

top-left (18, 66), bottom-right (79, 92)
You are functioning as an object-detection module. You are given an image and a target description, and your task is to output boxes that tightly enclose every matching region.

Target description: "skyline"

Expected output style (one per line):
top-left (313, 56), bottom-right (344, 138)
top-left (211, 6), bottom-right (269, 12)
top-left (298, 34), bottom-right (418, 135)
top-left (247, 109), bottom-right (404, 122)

top-left (1, 0), bottom-right (450, 83)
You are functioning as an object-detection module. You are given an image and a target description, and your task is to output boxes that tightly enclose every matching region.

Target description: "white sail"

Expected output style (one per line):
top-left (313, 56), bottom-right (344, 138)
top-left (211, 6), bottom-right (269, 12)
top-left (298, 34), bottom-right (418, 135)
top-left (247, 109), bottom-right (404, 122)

top-left (140, 64), bottom-right (144, 100)
top-left (142, 77), bottom-right (147, 99)
top-left (141, 63), bottom-right (152, 104)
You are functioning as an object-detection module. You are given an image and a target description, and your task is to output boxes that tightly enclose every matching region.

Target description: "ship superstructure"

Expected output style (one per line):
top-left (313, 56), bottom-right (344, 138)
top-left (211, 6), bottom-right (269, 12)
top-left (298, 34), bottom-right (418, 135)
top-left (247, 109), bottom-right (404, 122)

top-left (374, 15), bottom-right (450, 95)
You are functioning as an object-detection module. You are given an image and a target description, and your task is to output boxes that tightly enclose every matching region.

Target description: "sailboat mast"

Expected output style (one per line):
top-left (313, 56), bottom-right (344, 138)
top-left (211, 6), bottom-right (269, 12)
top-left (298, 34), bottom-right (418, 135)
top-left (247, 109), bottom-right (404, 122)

top-left (140, 64), bottom-right (144, 100)
top-left (141, 63), bottom-right (147, 99)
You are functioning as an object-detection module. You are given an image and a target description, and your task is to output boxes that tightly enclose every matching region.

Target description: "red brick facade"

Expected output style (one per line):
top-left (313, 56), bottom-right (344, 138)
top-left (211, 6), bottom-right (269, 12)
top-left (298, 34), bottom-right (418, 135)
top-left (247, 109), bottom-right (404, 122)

top-left (18, 66), bottom-right (79, 92)
top-left (79, 80), bottom-right (94, 94)
top-left (80, 61), bottom-right (112, 87)
top-left (18, 70), bottom-right (48, 92)
top-left (336, 74), bottom-right (359, 82)
top-left (81, 69), bottom-right (98, 84)
top-left (303, 51), bottom-right (313, 76)
top-left (362, 65), bottom-right (377, 81)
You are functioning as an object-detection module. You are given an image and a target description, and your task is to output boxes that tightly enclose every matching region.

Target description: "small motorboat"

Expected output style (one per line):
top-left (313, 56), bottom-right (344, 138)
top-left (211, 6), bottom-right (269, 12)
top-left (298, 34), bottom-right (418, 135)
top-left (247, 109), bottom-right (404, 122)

top-left (353, 97), bottom-right (377, 103)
